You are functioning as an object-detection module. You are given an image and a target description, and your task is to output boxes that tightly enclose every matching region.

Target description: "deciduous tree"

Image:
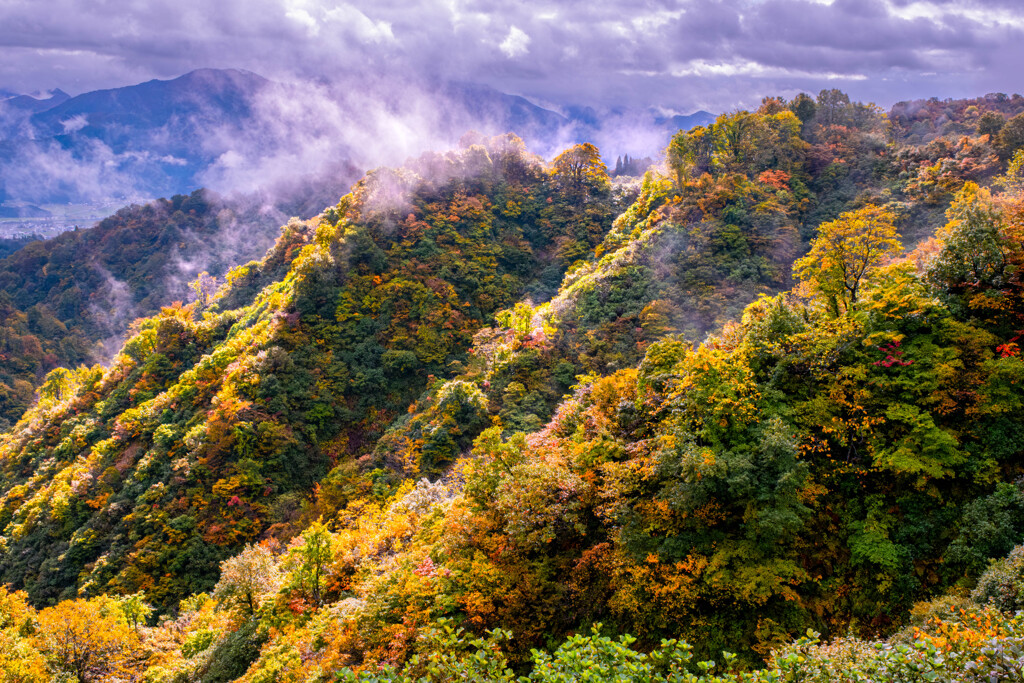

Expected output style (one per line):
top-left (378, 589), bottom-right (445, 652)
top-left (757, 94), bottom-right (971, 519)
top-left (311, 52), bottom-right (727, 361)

top-left (213, 544), bottom-right (281, 616)
top-left (33, 597), bottom-right (142, 683)
top-left (794, 205), bottom-right (902, 315)
top-left (550, 143), bottom-right (609, 200)
top-left (977, 110), bottom-right (1005, 138)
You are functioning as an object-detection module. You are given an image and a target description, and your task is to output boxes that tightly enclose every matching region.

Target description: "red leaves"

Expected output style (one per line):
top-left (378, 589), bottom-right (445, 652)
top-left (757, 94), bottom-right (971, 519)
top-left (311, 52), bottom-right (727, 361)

top-left (997, 334), bottom-right (1022, 358)
top-left (758, 169), bottom-right (792, 191)
top-left (413, 556), bottom-right (440, 578)
top-left (872, 339), bottom-right (914, 367)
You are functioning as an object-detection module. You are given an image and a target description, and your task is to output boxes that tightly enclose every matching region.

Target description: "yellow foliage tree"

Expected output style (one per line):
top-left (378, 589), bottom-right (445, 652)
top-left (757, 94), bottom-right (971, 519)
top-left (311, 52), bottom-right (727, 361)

top-left (0, 587), bottom-right (46, 683)
top-left (550, 143), bottom-right (610, 199)
top-left (33, 596), bottom-right (143, 683)
top-left (794, 205), bottom-right (902, 315)
top-left (213, 543), bottom-right (282, 616)
top-left (0, 631), bottom-right (48, 683)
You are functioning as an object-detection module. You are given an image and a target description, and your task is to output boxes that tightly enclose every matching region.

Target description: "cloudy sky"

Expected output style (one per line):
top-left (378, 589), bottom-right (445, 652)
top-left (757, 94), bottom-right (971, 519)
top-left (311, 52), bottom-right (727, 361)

top-left (2, 0), bottom-right (1023, 114)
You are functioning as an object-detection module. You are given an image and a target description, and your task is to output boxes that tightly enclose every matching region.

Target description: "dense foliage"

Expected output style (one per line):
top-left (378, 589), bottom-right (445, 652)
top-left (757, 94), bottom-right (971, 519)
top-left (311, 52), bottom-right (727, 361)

top-left (0, 235), bottom-right (40, 260)
top-left (0, 134), bottom-right (624, 611)
top-left (0, 190), bottom-right (285, 428)
top-left (2, 89), bottom-right (1024, 681)
top-left (889, 91), bottom-right (1024, 145)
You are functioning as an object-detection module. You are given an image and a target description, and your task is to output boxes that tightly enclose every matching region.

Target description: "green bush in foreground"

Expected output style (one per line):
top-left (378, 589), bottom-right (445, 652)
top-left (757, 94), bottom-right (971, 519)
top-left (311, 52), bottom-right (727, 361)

top-left (335, 610), bottom-right (1024, 683)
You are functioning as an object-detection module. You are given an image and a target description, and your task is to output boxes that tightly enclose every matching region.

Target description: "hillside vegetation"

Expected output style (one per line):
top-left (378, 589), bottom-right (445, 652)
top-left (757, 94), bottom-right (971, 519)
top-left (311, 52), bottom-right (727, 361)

top-left (0, 190), bottom-right (298, 428)
top-left (1, 89), bottom-right (1024, 681)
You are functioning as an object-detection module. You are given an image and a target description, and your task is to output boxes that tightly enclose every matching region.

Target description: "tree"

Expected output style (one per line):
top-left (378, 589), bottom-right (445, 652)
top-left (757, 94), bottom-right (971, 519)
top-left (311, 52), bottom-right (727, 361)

top-left (189, 270), bottom-right (219, 307)
top-left (286, 522), bottom-right (334, 608)
top-left (794, 205), bottom-right (902, 314)
top-left (755, 110), bottom-right (804, 172)
top-left (789, 92), bottom-right (817, 125)
top-left (928, 183), bottom-right (1009, 292)
top-left (0, 588), bottom-right (46, 683)
top-left (715, 111), bottom-right (761, 171)
top-left (116, 592), bottom-right (153, 633)
top-left (0, 631), bottom-right (47, 683)
top-left (971, 545), bottom-right (1024, 612)
top-left (213, 544), bottom-right (282, 616)
top-left (33, 597), bottom-right (141, 683)
top-left (977, 110), bottom-right (1005, 138)
top-left (926, 182), bottom-right (1023, 331)
top-left (550, 143), bottom-right (609, 200)
top-left (758, 96), bottom-right (787, 115)
top-left (998, 112), bottom-right (1024, 159)
top-left (1000, 149), bottom-right (1024, 194)
top-left (816, 88), bottom-right (851, 127)
top-left (667, 126), bottom-right (715, 188)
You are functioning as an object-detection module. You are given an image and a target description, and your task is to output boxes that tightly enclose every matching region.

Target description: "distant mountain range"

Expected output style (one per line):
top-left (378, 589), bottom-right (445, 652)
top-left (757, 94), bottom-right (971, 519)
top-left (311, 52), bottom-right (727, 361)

top-left (0, 69), bottom-right (277, 205)
top-left (659, 110), bottom-right (718, 131)
top-left (0, 69), bottom-right (715, 208)
top-left (2, 89), bottom-right (70, 114)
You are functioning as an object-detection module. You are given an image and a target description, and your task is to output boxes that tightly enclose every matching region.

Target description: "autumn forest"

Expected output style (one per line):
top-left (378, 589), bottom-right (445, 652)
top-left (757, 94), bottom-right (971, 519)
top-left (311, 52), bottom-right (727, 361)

top-left (3, 89), bottom-right (1024, 681)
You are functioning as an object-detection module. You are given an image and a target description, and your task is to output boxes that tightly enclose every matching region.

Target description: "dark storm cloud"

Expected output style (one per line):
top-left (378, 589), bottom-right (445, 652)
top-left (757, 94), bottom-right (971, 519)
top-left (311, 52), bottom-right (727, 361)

top-left (1, 0), bottom-right (1023, 112)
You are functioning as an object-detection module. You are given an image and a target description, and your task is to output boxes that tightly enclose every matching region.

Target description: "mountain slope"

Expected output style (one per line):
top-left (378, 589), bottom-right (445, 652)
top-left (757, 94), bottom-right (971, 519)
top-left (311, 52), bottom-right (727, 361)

top-left (0, 70), bottom-right (270, 204)
top-left (203, 162), bottom-right (1024, 677)
top-left (30, 70), bottom-right (265, 137)
top-left (2, 90), bottom-right (1024, 680)
top-left (0, 135), bottom-right (621, 608)
top-left (0, 189), bottom-right (295, 428)
top-left (1, 89), bottom-right (70, 113)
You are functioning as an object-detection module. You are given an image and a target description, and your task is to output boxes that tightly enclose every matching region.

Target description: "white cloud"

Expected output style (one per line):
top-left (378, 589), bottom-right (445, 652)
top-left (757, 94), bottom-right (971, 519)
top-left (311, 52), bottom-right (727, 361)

top-left (61, 114), bottom-right (88, 133)
top-left (285, 6), bottom-right (319, 35)
top-left (499, 25), bottom-right (530, 58)
top-left (887, 0), bottom-right (1024, 29)
top-left (0, 0), bottom-right (1022, 113)
top-left (670, 58), bottom-right (867, 81)
top-left (325, 4), bottom-right (394, 43)
top-left (630, 9), bottom-right (684, 32)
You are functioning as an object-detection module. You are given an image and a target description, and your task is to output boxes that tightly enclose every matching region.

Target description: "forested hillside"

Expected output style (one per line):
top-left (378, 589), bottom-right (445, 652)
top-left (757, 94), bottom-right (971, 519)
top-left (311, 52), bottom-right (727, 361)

top-left (0, 236), bottom-right (39, 260)
top-left (890, 91), bottom-right (1024, 145)
top-left (0, 190), bottom-right (297, 428)
top-left (2, 89), bottom-right (1024, 681)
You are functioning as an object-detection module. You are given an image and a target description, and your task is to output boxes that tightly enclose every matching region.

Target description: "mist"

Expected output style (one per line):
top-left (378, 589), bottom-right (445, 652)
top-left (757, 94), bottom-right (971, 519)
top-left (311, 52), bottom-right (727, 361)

top-left (0, 68), bottom-right (690, 361)
top-left (0, 69), bottom-right (690, 223)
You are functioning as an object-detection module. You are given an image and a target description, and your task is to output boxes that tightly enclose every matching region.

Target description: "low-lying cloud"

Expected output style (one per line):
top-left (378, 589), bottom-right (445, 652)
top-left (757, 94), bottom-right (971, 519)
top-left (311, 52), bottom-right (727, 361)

top-left (0, 71), bottom-right (584, 209)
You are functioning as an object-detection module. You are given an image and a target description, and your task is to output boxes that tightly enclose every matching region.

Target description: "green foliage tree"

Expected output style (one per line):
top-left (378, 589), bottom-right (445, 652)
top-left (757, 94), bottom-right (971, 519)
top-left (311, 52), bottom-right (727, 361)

top-left (930, 183), bottom-right (1007, 285)
top-left (815, 88), bottom-right (852, 126)
top-left (116, 592), bottom-right (153, 633)
top-left (946, 482), bottom-right (1024, 578)
top-left (286, 522), bottom-right (333, 608)
top-left (998, 112), bottom-right (1024, 158)
top-left (999, 148), bottom-right (1024, 194)
top-left (789, 92), bottom-right (817, 125)
top-left (978, 110), bottom-right (1006, 138)
top-left (971, 545), bottom-right (1024, 611)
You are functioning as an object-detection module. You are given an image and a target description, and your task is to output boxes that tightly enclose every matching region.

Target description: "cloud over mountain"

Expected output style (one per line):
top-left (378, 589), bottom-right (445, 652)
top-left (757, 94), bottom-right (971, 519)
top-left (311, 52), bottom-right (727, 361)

top-left (1, 0), bottom-right (1022, 112)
